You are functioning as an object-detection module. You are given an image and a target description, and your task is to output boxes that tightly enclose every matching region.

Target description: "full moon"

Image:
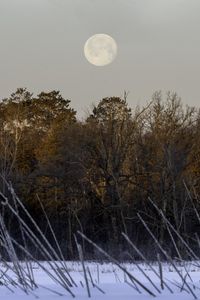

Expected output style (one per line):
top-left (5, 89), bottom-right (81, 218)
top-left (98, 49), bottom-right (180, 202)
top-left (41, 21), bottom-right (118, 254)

top-left (84, 34), bottom-right (117, 66)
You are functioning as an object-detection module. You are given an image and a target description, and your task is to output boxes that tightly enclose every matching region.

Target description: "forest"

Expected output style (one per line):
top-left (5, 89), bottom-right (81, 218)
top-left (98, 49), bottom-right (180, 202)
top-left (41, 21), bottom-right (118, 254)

top-left (0, 88), bottom-right (200, 260)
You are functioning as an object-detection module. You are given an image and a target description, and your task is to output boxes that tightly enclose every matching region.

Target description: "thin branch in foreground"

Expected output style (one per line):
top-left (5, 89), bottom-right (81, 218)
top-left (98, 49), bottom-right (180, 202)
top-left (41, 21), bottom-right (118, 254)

top-left (77, 231), bottom-right (156, 297)
top-left (157, 253), bottom-right (164, 290)
top-left (137, 213), bottom-right (197, 299)
top-left (87, 266), bottom-right (105, 295)
top-left (74, 235), bottom-right (91, 298)
top-left (127, 252), bottom-right (161, 294)
top-left (122, 232), bottom-right (173, 293)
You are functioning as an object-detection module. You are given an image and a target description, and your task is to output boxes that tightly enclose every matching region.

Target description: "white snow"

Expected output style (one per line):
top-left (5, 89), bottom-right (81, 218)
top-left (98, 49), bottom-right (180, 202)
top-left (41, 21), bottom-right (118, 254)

top-left (0, 261), bottom-right (199, 299)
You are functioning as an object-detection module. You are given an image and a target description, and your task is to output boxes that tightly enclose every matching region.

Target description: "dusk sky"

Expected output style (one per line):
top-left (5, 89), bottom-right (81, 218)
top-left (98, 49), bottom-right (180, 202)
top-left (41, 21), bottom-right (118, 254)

top-left (0, 0), bottom-right (200, 118)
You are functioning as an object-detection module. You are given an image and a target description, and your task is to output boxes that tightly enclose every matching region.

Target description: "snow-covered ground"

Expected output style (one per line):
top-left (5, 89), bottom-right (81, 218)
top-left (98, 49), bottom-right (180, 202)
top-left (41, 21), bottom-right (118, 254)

top-left (0, 261), bottom-right (200, 299)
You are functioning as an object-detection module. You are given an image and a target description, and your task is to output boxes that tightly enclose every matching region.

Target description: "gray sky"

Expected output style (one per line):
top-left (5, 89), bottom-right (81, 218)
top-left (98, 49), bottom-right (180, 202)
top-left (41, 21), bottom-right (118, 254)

top-left (0, 0), bottom-right (200, 118)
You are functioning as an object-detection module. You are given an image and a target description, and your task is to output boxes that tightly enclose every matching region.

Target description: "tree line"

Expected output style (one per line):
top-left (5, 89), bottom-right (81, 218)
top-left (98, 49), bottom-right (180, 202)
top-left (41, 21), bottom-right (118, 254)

top-left (1, 88), bottom-right (200, 259)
